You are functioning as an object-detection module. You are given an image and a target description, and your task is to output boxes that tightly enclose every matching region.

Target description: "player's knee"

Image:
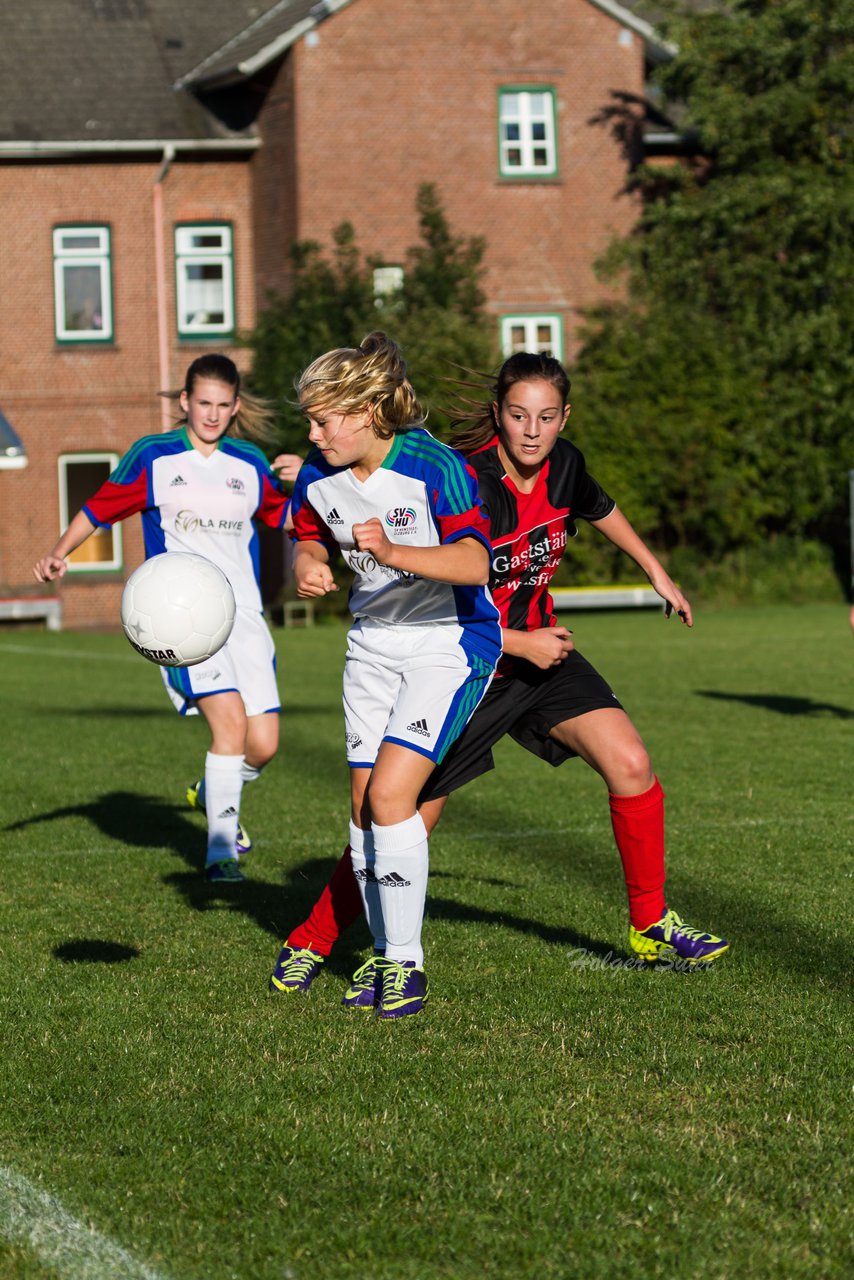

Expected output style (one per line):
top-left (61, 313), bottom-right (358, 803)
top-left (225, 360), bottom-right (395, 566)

top-left (618, 742), bottom-right (653, 793)
top-left (366, 778), bottom-right (415, 827)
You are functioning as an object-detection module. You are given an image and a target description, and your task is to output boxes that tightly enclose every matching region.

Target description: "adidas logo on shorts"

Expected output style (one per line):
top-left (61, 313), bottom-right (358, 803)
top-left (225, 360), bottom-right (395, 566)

top-left (406, 718), bottom-right (430, 737)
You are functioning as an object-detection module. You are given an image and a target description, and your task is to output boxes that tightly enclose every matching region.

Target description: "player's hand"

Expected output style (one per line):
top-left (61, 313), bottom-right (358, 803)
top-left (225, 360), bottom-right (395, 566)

top-left (352, 517), bottom-right (396, 565)
top-left (33, 555), bottom-right (67, 583)
top-left (521, 627), bottom-right (574, 669)
top-left (272, 453), bottom-right (303, 485)
top-left (294, 560), bottom-right (338, 598)
top-left (649, 568), bottom-right (693, 627)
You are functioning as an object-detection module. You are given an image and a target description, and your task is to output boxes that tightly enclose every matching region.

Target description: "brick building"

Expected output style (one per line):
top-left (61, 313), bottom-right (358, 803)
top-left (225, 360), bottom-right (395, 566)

top-left (0, 0), bottom-right (672, 628)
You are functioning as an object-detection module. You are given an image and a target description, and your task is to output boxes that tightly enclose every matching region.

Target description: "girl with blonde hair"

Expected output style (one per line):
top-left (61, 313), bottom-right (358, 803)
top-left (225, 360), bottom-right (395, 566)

top-left (270, 331), bottom-right (500, 1017)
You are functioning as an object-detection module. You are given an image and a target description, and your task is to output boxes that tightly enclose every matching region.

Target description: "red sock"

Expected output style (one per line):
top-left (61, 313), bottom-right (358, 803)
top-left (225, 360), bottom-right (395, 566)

top-left (286, 846), bottom-right (364, 956)
top-left (609, 777), bottom-right (667, 930)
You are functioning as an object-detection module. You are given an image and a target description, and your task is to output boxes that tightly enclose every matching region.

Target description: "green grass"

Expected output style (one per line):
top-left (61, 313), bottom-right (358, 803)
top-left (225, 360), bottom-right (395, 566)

top-left (0, 603), bottom-right (851, 1279)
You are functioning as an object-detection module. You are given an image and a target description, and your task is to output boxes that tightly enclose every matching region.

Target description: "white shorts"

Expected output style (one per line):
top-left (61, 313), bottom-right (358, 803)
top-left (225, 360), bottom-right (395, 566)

top-left (161, 607), bottom-right (280, 718)
top-left (343, 618), bottom-right (496, 767)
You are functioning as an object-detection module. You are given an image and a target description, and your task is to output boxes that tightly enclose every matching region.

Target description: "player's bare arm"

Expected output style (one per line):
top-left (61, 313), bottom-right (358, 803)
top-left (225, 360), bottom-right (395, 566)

top-left (502, 626), bottom-right (574, 669)
top-left (352, 519), bottom-right (490, 586)
top-left (33, 510), bottom-right (98, 582)
top-left (590, 506), bottom-right (693, 627)
top-left (293, 542), bottom-right (338, 598)
top-left (272, 453), bottom-right (304, 485)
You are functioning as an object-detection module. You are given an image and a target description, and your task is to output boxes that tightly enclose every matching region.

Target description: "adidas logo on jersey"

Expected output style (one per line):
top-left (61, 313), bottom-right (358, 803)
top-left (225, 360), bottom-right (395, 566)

top-left (170, 475), bottom-right (187, 486)
top-left (406, 718), bottom-right (431, 737)
top-left (376, 871), bottom-right (411, 888)
top-left (326, 508), bottom-right (344, 525)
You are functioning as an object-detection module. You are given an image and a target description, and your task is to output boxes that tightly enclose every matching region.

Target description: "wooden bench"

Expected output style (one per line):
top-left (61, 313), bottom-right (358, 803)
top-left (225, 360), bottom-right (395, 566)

top-left (550, 585), bottom-right (662, 611)
top-left (0, 597), bottom-right (63, 630)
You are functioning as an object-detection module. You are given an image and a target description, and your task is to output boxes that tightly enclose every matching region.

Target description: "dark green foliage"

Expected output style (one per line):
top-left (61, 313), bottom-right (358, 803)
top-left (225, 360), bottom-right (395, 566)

top-left (246, 185), bottom-right (498, 455)
top-left (575, 0), bottom-right (854, 582)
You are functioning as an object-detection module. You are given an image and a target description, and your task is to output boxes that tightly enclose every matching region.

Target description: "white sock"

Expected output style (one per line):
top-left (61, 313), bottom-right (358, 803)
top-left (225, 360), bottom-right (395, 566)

top-left (196, 761), bottom-right (262, 808)
top-left (349, 821), bottom-right (386, 951)
top-left (372, 814), bottom-right (428, 966)
top-left (204, 752), bottom-right (244, 866)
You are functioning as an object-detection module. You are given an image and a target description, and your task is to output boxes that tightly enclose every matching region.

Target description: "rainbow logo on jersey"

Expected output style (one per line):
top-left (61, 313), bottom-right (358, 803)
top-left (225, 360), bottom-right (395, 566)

top-left (384, 506), bottom-right (417, 532)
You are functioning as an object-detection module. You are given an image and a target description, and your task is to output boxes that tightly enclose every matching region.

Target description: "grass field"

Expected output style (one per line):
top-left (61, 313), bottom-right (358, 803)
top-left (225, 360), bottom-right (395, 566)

top-left (0, 603), bottom-right (851, 1280)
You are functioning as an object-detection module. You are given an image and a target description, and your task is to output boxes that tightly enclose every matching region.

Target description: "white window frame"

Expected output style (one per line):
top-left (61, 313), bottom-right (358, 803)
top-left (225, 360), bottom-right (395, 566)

top-left (373, 264), bottom-right (404, 307)
top-left (58, 452), bottom-right (122, 573)
top-left (174, 223), bottom-right (235, 338)
top-left (500, 315), bottom-right (564, 360)
top-left (53, 226), bottom-right (113, 343)
top-left (498, 88), bottom-right (558, 177)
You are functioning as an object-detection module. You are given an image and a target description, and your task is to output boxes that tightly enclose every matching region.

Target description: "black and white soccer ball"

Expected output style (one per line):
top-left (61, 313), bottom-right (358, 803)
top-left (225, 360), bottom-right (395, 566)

top-left (120, 552), bottom-right (236, 667)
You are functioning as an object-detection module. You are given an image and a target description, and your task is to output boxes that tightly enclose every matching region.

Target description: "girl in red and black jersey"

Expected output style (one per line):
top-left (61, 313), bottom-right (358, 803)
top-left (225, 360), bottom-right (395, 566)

top-left (270, 353), bottom-right (729, 1004)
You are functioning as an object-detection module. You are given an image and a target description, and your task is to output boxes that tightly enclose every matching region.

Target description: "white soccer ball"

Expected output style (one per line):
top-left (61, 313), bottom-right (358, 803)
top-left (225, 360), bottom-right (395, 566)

top-left (120, 552), bottom-right (236, 667)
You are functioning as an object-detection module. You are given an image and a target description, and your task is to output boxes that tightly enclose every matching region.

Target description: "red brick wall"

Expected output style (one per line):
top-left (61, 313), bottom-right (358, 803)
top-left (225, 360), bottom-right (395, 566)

top-left (289, 0), bottom-right (644, 350)
top-left (0, 155), bottom-right (254, 627)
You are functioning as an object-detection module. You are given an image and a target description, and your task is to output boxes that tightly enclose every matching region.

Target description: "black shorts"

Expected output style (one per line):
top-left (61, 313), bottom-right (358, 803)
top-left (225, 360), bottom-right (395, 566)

top-left (419, 649), bottom-right (622, 803)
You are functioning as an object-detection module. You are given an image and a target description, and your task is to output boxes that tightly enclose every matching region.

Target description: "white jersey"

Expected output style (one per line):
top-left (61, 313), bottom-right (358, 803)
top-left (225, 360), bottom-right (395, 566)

top-left (290, 428), bottom-right (499, 635)
top-left (84, 428), bottom-right (289, 611)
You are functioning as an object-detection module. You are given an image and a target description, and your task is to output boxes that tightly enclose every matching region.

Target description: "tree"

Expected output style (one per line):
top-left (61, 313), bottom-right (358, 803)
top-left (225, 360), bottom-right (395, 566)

top-left (245, 185), bottom-right (497, 456)
top-left (573, 0), bottom-right (854, 585)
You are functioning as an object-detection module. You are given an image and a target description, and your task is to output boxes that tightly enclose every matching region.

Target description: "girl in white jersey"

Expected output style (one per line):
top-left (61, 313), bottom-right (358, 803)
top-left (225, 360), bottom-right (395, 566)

top-left (33, 354), bottom-right (302, 883)
top-left (277, 331), bottom-right (501, 1018)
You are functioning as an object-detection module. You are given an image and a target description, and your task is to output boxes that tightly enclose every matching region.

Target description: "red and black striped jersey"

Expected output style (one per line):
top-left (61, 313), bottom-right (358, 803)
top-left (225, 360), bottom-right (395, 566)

top-left (467, 436), bottom-right (615, 636)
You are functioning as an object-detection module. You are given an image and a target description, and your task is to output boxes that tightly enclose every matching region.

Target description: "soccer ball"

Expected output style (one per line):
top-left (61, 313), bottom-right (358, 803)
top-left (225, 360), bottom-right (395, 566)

top-left (120, 552), bottom-right (236, 667)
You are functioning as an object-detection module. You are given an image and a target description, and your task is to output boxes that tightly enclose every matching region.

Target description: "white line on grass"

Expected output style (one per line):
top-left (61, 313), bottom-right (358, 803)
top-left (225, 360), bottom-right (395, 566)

top-left (0, 643), bottom-right (136, 662)
top-left (0, 1167), bottom-right (170, 1280)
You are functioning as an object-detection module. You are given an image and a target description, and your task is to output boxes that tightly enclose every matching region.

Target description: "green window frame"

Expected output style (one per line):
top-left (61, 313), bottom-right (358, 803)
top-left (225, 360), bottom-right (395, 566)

top-left (497, 87), bottom-right (558, 178)
top-left (58, 452), bottom-right (122, 573)
top-left (500, 314), bottom-right (564, 360)
top-left (53, 225), bottom-right (114, 344)
top-left (174, 222), bottom-right (235, 339)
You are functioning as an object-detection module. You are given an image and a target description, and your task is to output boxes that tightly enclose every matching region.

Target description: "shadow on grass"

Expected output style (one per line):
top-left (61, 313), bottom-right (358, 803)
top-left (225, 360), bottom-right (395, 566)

top-left (18, 789), bottom-right (847, 994)
top-left (697, 690), bottom-right (854, 718)
top-left (54, 939), bottom-right (140, 963)
top-left (4, 790), bottom-right (203, 861)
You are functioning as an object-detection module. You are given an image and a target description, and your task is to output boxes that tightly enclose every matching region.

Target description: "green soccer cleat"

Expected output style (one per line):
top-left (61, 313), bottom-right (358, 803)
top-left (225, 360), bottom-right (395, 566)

top-left (269, 945), bottom-right (325, 993)
top-left (629, 908), bottom-right (729, 966)
top-left (341, 955), bottom-right (383, 1009)
top-left (187, 779), bottom-right (252, 856)
top-left (205, 858), bottom-right (245, 884)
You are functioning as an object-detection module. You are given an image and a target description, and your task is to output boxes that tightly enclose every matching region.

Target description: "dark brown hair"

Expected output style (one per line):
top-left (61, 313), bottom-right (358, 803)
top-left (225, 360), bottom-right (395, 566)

top-left (448, 352), bottom-right (571, 455)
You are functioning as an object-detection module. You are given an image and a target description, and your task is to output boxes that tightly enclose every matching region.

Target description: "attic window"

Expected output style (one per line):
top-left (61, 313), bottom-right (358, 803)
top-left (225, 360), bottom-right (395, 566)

top-left (174, 224), bottom-right (235, 339)
top-left (500, 314), bottom-right (563, 359)
top-left (498, 88), bottom-right (557, 178)
top-left (53, 226), bottom-right (113, 344)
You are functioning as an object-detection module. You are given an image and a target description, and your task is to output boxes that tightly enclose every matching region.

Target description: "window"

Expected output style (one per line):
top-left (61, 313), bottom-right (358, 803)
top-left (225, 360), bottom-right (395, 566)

top-left (58, 454), bottom-right (122, 571)
top-left (175, 224), bottom-right (234, 338)
top-left (373, 265), bottom-right (404, 308)
top-left (53, 226), bottom-right (113, 342)
top-left (500, 315), bottom-right (563, 359)
top-left (498, 88), bottom-right (557, 177)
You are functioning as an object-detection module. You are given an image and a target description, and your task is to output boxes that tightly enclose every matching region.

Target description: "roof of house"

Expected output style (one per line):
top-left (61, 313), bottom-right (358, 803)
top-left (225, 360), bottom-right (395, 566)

top-left (0, 0), bottom-right (678, 153)
top-left (0, 0), bottom-right (272, 150)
